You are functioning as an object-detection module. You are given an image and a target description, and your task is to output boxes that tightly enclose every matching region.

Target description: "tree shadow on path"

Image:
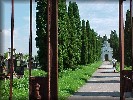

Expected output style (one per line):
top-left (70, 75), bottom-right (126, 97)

top-left (73, 91), bottom-right (120, 97)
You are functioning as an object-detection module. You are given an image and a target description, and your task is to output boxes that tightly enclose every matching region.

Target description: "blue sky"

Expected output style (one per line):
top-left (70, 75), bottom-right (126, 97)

top-left (3, 1), bottom-right (37, 55)
top-left (2, 0), bottom-right (130, 55)
top-left (67, 0), bottom-right (130, 37)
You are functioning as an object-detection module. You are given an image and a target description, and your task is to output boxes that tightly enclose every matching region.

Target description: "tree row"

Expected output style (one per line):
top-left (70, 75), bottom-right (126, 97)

top-left (35, 0), bottom-right (103, 71)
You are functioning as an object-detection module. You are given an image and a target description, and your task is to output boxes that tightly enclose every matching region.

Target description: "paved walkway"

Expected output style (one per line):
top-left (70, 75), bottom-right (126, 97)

top-left (68, 61), bottom-right (133, 100)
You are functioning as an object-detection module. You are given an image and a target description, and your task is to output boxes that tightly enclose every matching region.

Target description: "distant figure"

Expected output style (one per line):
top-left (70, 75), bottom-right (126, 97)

top-left (112, 59), bottom-right (117, 72)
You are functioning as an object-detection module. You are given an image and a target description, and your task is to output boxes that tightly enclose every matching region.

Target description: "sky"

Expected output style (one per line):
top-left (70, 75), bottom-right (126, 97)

top-left (2, 1), bottom-right (37, 55)
top-left (2, 0), bottom-right (131, 55)
top-left (66, 0), bottom-right (130, 37)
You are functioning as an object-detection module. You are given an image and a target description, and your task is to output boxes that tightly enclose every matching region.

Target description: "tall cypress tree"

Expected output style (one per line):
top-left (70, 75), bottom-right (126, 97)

top-left (35, 0), bottom-right (47, 71)
top-left (58, 0), bottom-right (70, 71)
top-left (88, 29), bottom-right (94, 63)
top-left (67, 1), bottom-right (81, 68)
top-left (102, 34), bottom-right (108, 43)
top-left (92, 31), bottom-right (97, 62)
top-left (97, 35), bottom-right (102, 61)
top-left (35, 0), bottom-right (102, 71)
top-left (86, 20), bottom-right (91, 63)
top-left (108, 30), bottom-right (119, 61)
top-left (124, 10), bottom-right (132, 66)
top-left (71, 2), bottom-right (82, 64)
top-left (90, 29), bottom-right (96, 63)
top-left (81, 20), bottom-right (88, 64)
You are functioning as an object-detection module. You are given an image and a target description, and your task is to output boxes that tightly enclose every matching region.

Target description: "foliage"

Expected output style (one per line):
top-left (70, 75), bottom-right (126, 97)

top-left (4, 52), bottom-right (8, 59)
top-left (35, 0), bottom-right (47, 71)
top-left (22, 54), bottom-right (29, 61)
top-left (124, 9), bottom-right (132, 66)
top-left (96, 35), bottom-right (103, 61)
top-left (0, 69), bottom-right (46, 100)
top-left (67, 1), bottom-right (81, 68)
top-left (86, 20), bottom-right (91, 63)
top-left (58, 0), bottom-right (70, 71)
top-left (116, 62), bottom-right (132, 72)
top-left (81, 20), bottom-right (88, 65)
top-left (102, 34), bottom-right (108, 43)
top-left (108, 30), bottom-right (119, 61)
top-left (70, 2), bottom-right (82, 65)
top-left (58, 61), bottom-right (102, 100)
top-left (35, 0), bottom-right (102, 72)
top-left (0, 62), bottom-right (102, 100)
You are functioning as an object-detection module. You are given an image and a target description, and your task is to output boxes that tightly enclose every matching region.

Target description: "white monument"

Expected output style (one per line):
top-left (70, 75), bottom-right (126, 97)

top-left (101, 41), bottom-right (113, 61)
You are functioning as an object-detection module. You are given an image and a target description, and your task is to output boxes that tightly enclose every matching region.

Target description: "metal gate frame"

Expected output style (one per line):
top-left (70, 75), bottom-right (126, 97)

top-left (119, 0), bottom-right (133, 100)
top-left (47, 0), bottom-right (58, 100)
top-left (8, 0), bottom-right (133, 100)
top-left (9, 0), bottom-right (58, 100)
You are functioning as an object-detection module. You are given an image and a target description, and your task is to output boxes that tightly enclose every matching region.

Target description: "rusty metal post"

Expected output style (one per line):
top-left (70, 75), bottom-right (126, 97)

top-left (29, 0), bottom-right (32, 77)
top-left (47, 0), bottom-right (51, 99)
top-left (9, 0), bottom-right (14, 99)
top-left (49, 0), bottom-right (58, 99)
top-left (130, 0), bottom-right (133, 93)
top-left (47, 0), bottom-right (58, 99)
top-left (29, 0), bottom-right (32, 99)
top-left (119, 0), bottom-right (125, 100)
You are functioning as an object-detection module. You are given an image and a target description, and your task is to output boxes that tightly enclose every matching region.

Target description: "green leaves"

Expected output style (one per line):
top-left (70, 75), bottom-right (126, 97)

top-left (0, 61), bottom-right (102, 100)
top-left (36, 0), bottom-right (102, 72)
top-left (108, 30), bottom-right (119, 62)
top-left (58, 61), bottom-right (102, 100)
top-left (0, 69), bottom-right (46, 100)
top-left (124, 9), bottom-right (132, 67)
top-left (36, 0), bottom-right (47, 71)
top-left (81, 20), bottom-right (88, 64)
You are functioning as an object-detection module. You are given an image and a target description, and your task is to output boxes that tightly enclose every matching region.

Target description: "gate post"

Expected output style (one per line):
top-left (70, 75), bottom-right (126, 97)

top-left (131, 0), bottom-right (133, 94)
top-left (50, 0), bottom-right (58, 98)
top-left (9, 0), bottom-right (14, 100)
top-left (47, 0), bottom-right (58, 100)
top-left (119, 0), bottom-right (125, 100)
top-left (47, 0), bottom-right (51, 99)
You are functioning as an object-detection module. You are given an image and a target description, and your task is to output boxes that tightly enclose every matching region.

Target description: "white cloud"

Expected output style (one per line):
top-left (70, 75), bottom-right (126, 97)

top-left (3, 29), bottom-right (18, 38)
top-left (75, 1), bottom-right (130, 38)
top-left (3, 18), bottom-right (37, 55)
top-left (3, 29), bottom-right (10, 37)
top-left (3, 28), bottom-right (20, 53)
top-left (3, 2), bottom-right (38, 55)
top-left (90, 17), bottom-right (119, 38)
top-left (3, 1), bottom-right (130, 55)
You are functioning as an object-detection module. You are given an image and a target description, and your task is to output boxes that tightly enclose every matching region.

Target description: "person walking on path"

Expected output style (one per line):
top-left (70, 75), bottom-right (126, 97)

top-left (112, 58), bottom-right (117, 72)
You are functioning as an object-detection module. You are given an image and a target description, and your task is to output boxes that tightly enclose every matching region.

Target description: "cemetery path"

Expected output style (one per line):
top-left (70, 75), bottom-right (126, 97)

top-left (68, 61), bottom-right (132, 100)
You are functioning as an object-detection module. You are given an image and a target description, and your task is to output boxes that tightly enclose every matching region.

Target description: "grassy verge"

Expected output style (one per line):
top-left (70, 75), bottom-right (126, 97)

top-left (58, 61), bottom-right (102, 100)
top-left (0, 61), bottom-right (102, 100)
top-left (116, 62), bottom-right (132, 72)
top-left (0, 69), bottom-right (46, 100)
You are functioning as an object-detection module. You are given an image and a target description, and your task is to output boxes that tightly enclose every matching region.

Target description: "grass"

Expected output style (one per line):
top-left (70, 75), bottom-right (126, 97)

top-left (58, 61), bottom-right (102, 100)
top-left (116, 62), bottom-right (132, 72)
top-left (0, 61), bottom-right (102, 100)
top-left (0, 69), bottom-right (47, 100)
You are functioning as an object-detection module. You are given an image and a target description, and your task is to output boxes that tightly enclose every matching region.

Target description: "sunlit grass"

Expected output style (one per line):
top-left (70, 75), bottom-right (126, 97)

top-left (58, 61), bottom-right (102, 100)
top-left (116, 62), bottom-right (132, 72)
top-left (0, 69), bottom-right (46, 100)
top-left (0, 61), bottom-right (102, 100)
